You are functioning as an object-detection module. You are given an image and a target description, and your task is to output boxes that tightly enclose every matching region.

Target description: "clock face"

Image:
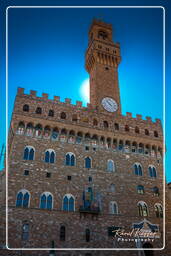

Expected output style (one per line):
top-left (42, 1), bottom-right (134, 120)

top-left (101, 97), bottom-right (118, 112)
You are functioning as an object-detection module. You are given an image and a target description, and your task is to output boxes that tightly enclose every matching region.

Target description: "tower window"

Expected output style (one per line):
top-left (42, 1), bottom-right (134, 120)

top-left (98, 30), bottom-right (108, 40)
top-left (36, 107), bottom-right (42, 114)
top-left (67, 175), bottom-right (72, 181)
top-left (48, 110), bottom-right (54, 117)
top-left (46, 172), bottom-right (51, 178)
top-left (16, 189), bottom-right (30, 208)
top-left (154, 131), bottom-right (159, 137)
top-left (60, 112), bottom-right (66, 119)
top-left (93, 118), bottom-right (98, 126)
top-left (85, 229), bottom-right (90, 242)
top-left (135, 126), bottom-right (140, 133)
top-left (137, 185), bottom-right (144, 194)
top-left (106, 48), bottom-right (109, 51)
top-left (154, 204), bottom-right (163, 218)
top-left (134, 163), bottom-right (143, 176)
top-left (109, 201), bottom-right (118, 214)
top-left (24, 170), bottom-right (29, 176)
top-left (22, 223), bottom-right (29, 241)
top-left (88, 176), bottom-right (92, 182)
top-left (40, 192), bottom-right (53, 210)
top-left (105, 67), bottom-right (109, 70)
top-left (149, 165), bottom-right (157, 178)
top-left (125, 125), bottom-right (129, 132)
top-left (23, 104), bottom-right (29, 112)
top-left (138, 202), bottom-right (148, 217)
top-left (114, 123), bottom-right (119, 130)
top-left (60, 226), bottom-right (66, 241)
top-left (65, 153), bottom-right (75, 166)
top-left (85, 157), bottom-right (92, 169)
top-left (63, 194), bottom-right (75, 211)
top-left (152, 186), bottom-right (159, 196)
top-left (23, 146), bottom-right (35, 161)
top-left (103, 121), bottom-right (108, 128)
top-left (107, 160), bottom-right (115, 172)
top-left (145, 129), bottom-right (149, 135)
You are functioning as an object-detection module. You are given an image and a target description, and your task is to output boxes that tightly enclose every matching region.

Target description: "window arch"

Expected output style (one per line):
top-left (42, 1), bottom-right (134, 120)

top-left (23, 146), bottom-right (35, 160)
top-left (63, 194), bottom-right (75, 211)
top-left (23, 104), bottom-right (29, 112)
top-left (36, 107), bottom-right (42, 114)
top-left (149, 165), bottom-right (157, 178)
top-left (40, 192), bottom-right (53, 210)
top-left (114, 123), bottom-right (119, 130)
top-left (135, 126), bottom-right (140, 134)
top-left (103, 121), bottom-right (108, 128)
top-left (60, 225), bottom-right (66, 241)
top-left (154, 203), bottom-right (163, 218)
top-left (26, 123), bottom-right (34, 136)
top-left (17, 122), bottom-right (25, 134)
top-left (98, 30), bottom-right (108, 40)
top-left (85, 157), bottom-right (92, 168)
top-left (145, 129), bottom-right (149, 135)
top-left (85, 228), bottom-right (90, 242)
top-left (107, 160), bottom-right (115, 172)
top-left (48, 109), bottom-right (54, 117)
top-left (22, 223), bottom-right (29, 240)
top-left (152, 186), bottom-right (159, 196)
top-left (138, 201), bottom-right (148, 217)
top-left (60, 112), bottom-right (66, 119)
top-left (154, 131), bottom-right (158, 137)
top-left (16, 189), bottom-right (30, 208)
top-left (137, 185), bottom-right (144, 194)
top-left (35, 124), bottom-right (42, 137)
top-left (109, 201), bottom-right (118, 214)
top-left (125, 125), bottom-right (129, 132)
top-left (65, 152), bottom-right (75, 166)
top-left (44, 149), bottom-right (55, 163)
top-left (134, 163), bottom-right (143, 176)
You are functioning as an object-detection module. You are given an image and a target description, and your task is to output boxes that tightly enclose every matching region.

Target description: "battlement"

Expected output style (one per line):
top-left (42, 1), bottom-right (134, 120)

top-left (17, 87), bottom-right (162, 127)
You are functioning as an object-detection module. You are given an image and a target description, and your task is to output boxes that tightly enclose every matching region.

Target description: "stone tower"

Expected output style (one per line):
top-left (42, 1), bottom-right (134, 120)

top-left (86, 20), bottom-right (121, 114)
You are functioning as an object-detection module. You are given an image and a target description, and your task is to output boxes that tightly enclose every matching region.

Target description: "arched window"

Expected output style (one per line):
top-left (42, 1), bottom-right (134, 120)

top-left (103, 121), bottom-right (108, 128)
top-left (23, 146), bottom-right (35, 160)
top-left (107, 160), bottom-right (115, 172)
top-left (60, 112), bottom-right (66, 119)
top-left (152, 186), bottom-right (159, 196)
top-left (51, 127), bottom-right (59, 140)
top-left (109, 201), bottom-right (118, 214)
top-left (72, 114), bottom-right (78, 122)
top-left (60, 226), bottom-right (66, 241)
top-left (93, 118), bottom-right (98, 126)
top-left (125, 125), bottom-right (129, 132)
top-left (36, 107), bottom-right (42, 114)
top-left (26, 123), bottom-right (34, 136)
top-left (137, 185), bottom-right (144, 194)
top-left (16, 189), bottom-right (30, 208)
top-left (65, 153), bottom-right (75, 166)
top-left (22, 223), bottom-right (29, 240)
top-left (63, 194), bottom-right (75, 211)
top-left (135, 126), bottom-right (140, 134)
top-left (134, 163), bottom-right (143, 176)
top-left (85, 228), bottom-right (90, 242)
top-left (40, 192), bottom-right (53, 210)
top-left (17, 122), bottom-right (25, 134)
top-left (35, 124), bottom-right (42, 137)
top-left (98, 30), bottom-right (108, 40)
top-left (145, 129), bottom-right (149, 135)
top-left (114, 123), bottom-right (119, 130)
top-left (154, 203), bottom-right (163, 218)
top-left (149, 165), bottom-right (157, 178)
top-left (154, 131), bottom-right (158, 137)
top-left (85, 157), bottom-right (91, 168)
top-left (23, 104), bottom-right (29, 112)
top-left (45, 149), bottom-right (55, 163)
top-left (138, 202), bottom-right (148, 217)
top-left (109, 184), bottom-right (115, 192)
top-left (48, 109), bottom-right (54, 117)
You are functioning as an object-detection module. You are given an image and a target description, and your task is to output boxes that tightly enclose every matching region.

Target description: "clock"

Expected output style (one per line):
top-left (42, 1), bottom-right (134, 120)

top-left (101, 97), bottom-right (118, 112)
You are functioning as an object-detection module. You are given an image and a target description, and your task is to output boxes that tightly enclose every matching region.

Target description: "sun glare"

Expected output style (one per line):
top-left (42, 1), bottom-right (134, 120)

top-left (80, 78), bottom-right (90, 103)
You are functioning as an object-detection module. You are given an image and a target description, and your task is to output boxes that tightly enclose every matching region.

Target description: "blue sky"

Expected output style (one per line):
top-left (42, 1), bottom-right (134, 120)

top-left (0, 0), bottom-right (170, 182)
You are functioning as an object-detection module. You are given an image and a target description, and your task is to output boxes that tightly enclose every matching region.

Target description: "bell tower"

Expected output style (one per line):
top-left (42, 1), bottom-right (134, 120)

top-left (85, 19), bottom-right (121, 114)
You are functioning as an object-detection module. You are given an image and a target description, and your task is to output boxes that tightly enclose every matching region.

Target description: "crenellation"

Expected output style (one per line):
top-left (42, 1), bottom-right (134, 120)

top-left (126, 112), bottom-right (132, 118)
top-left (65, 98), bottom-right (71, 104)
top-left (136, 114), bottom-right (142, 120)
top-left (17, 87), bottom-right (24, 95)
top-left (146, 116), bottom-right (152, 122)
top-left (76, 101), bottom-right (82, 107)
top-left (30, 90), bottom-right (37, 97)
top-left (42, 93), bottom-right (48, 99)
top-left (54, 95), bottom-right (60, 102)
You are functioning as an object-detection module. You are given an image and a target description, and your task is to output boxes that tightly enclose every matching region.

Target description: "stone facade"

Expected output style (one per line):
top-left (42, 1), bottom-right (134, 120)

top-left (0, 19), bottom-right (170, 256)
